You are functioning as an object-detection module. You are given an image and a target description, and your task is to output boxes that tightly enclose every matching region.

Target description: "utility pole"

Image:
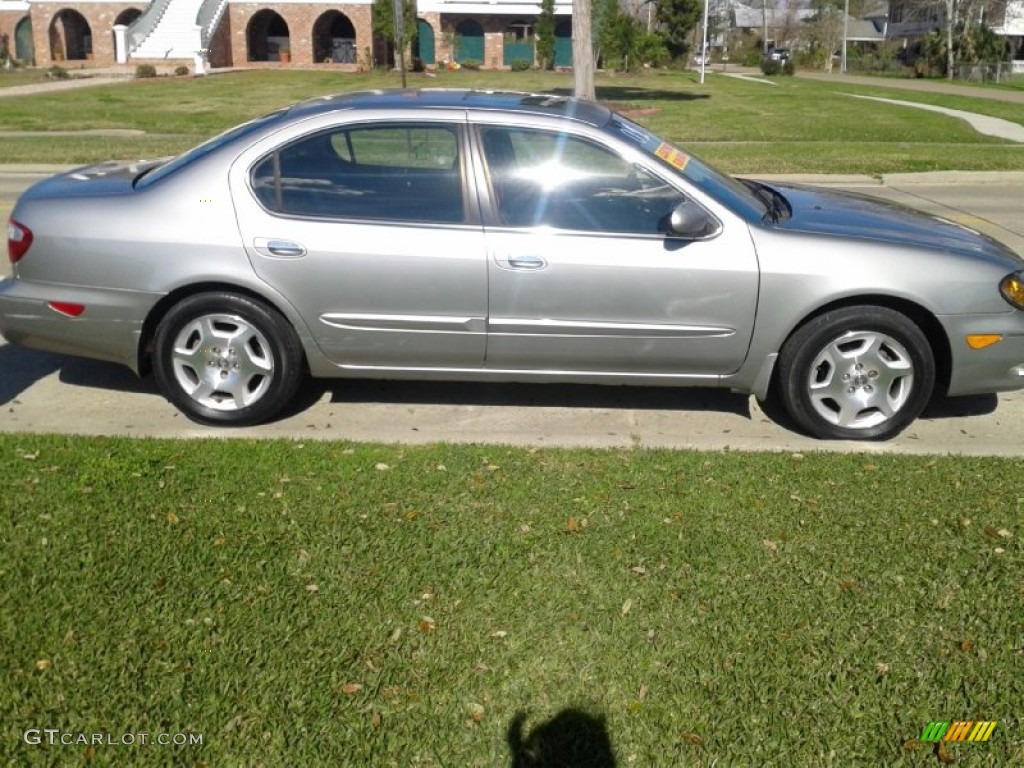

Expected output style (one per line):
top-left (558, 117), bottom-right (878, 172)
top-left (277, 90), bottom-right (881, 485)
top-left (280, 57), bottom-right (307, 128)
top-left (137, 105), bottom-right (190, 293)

top-left (392, 0), bottom-right (407, 87)
top-left (841, 0), bottom-right (849, 73)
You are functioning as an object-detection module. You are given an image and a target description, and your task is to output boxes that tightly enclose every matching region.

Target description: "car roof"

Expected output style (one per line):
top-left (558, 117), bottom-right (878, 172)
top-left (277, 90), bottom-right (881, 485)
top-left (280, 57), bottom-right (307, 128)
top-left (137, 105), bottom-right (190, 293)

top-left (284, 89), bottom-right (613, 128)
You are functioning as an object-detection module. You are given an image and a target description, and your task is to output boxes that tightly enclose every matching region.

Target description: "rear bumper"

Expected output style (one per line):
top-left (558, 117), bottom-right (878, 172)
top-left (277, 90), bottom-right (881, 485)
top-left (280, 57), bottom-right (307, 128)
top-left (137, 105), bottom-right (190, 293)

top-left (940, 311), bottom-right (1024, 396)
top-left (0, 277), bottom-right (156, 373)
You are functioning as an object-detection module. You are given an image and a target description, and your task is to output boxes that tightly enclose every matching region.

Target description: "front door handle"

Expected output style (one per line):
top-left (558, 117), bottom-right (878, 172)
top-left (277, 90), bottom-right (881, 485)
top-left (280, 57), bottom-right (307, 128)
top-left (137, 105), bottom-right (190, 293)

top-left (504, 255), bottom-right (547, 270)
top-left (254, 238), bottom-right (307, 258)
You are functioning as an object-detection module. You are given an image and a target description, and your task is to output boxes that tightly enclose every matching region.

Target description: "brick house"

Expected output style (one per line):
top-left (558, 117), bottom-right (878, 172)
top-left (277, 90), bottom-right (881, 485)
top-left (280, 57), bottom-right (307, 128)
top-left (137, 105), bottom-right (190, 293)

top-left (0, 0), bottom-right (571, 70)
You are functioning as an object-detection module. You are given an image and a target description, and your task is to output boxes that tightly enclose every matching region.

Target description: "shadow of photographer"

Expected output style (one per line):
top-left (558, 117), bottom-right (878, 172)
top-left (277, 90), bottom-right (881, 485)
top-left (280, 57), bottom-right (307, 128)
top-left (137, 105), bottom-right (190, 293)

top-left (508, 709), bottom-right (616, 768)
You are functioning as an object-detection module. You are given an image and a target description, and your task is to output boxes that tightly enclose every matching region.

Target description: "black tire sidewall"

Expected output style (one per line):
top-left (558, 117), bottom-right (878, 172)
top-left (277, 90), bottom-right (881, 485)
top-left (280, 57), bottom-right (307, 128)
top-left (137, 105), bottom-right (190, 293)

top-left (777, 307), bottom-right (935, 441)
top-left (153, 293), bottom-right (304, 426)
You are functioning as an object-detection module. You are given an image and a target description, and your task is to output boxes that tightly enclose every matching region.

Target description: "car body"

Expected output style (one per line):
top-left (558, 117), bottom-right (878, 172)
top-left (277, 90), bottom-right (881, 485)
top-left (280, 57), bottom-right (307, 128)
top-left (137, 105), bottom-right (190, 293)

top-left (766, 48), bottom-right (791, 62)
top-left (4, 89), bottom-right (1024, 440)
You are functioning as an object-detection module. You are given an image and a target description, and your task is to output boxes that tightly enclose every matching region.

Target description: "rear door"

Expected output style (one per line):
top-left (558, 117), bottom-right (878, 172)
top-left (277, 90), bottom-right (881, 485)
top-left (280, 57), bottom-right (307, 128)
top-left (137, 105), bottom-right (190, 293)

top-left (230, 114), bottom-right (488, 369)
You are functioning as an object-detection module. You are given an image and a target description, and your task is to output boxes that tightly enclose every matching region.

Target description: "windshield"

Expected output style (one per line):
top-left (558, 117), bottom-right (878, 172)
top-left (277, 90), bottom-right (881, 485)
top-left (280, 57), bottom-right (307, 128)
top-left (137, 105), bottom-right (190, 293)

top-left (135, 109), bottom-right (289, 189)
top-left (607, 114), bottom-right (769, 222)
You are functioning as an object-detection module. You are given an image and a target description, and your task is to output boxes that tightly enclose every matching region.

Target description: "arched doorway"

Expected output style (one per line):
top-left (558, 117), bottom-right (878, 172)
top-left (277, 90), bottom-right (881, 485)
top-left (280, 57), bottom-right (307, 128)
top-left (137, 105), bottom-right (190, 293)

top-left (15, 16), bottom-right (34, 62)
top-left (415, 18), bottom-right (434, 66)
top-left (114, 8), bottom-right (142, 26)
top-left (247, 10), bottom-right (289, 62)
top-left (312, 11), bottom-right (355, 63)
top-left (454, 19), bottom-right (483, 64)
top-left (49, 9), bottom-right (92, 61)
top-left (503, 20), bottom-right (533, 66)
top-left (554, 19), bottom-right (571, 67)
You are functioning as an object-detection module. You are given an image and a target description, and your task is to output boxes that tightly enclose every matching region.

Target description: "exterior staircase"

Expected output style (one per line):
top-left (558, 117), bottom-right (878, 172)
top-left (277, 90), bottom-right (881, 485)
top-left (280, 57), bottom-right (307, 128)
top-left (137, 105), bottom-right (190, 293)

top-left (129, 0), bottom-right (207, 60)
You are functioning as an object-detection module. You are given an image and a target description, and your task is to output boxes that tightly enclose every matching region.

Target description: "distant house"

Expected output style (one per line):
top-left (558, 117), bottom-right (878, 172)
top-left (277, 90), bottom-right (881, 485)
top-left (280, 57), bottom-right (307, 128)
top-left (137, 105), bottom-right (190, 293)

top-left (0, 0), bottom-right (572, 69)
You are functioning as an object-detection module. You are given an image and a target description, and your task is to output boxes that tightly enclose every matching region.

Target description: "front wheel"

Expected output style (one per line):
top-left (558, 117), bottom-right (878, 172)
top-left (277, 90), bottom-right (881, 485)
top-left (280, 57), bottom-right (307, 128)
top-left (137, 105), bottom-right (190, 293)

top-left (152, 292), bottom-right (304, 426)
top-left (775, 306), bottom-right (935, 441)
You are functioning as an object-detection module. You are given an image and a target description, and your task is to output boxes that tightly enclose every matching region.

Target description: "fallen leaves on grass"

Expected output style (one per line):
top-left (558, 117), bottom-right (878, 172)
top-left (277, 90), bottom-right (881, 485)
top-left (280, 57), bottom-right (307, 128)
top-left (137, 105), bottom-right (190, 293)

top-left (375, 463), bottom-right (390, 471)
top-left (419, 616), bottom-right (436, 633)
top-left (681, 732), bottom-right (705, 746)
top-left (762, 539), bottom-right (778, 554)
top-left (340, 682), bottom-right (362, 695)
top-left (166, 511), bottom-right (179, 524)
top-left (567, 516), bottom-right (582, 533)
top-left (34, 658), bottom-right (51, 671)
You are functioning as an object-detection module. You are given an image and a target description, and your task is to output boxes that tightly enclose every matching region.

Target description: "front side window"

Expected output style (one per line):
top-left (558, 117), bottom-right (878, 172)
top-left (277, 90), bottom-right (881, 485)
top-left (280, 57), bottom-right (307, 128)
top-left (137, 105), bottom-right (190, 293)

top-left (480, 126), bottom-right (684, 235)
top-left (251, 123), bottom-right (465, 223)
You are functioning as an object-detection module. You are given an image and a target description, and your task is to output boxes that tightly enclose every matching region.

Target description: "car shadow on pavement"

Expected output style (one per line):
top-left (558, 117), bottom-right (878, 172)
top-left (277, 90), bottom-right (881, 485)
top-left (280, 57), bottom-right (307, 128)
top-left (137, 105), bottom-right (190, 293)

top-left (318, 379), bottom-right (754, 418)
top-left (57, 356), bottom-right (158, 395)
top-left (0, 344), bottom-right (158, 406)
top-left (0, 345), bottom-right (64, 405)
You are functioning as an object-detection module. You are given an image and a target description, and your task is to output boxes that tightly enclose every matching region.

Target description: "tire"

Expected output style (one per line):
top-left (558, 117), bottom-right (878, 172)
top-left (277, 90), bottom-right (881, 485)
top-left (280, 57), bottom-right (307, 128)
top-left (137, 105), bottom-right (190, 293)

top-left (775, 306), bottom-right (935, 441)
top-left (152, 292), bottom-right (305, 426)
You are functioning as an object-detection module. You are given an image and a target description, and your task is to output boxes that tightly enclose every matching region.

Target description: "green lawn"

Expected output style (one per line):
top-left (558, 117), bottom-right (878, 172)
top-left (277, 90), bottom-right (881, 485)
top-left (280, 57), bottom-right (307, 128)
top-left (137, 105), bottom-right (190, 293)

top-left (1, 69), bottom-right (1022, 174)
top-left (1, 436), bottom-right (1021, 766)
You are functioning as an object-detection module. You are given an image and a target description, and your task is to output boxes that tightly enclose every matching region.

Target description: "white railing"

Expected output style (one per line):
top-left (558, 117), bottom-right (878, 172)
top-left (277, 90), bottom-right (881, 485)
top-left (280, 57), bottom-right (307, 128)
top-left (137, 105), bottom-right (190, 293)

top-left (127, 0), bottom-right (175, 53)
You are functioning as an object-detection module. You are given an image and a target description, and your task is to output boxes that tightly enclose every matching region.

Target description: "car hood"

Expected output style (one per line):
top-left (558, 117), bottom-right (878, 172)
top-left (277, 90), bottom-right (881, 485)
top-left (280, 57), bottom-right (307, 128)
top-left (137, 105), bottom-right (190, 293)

top-left (763, 182), bottom-right (1022, 266)
top-left (19, 159), bottom-right (169, 200)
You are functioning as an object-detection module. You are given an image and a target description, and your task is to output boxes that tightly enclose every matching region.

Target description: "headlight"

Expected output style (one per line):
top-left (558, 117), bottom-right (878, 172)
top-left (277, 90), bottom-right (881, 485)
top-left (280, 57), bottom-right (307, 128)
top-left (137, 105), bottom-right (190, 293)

top-left (999, 271), bottom-right (1024, 309)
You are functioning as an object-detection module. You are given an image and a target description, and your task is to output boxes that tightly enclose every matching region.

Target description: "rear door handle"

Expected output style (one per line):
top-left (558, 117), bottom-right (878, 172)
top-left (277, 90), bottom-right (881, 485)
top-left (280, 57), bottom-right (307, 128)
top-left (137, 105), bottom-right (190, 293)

top-left (254, 238), bottom-right (307, 258)
top-left (504, 255), bottom-right (547, 270)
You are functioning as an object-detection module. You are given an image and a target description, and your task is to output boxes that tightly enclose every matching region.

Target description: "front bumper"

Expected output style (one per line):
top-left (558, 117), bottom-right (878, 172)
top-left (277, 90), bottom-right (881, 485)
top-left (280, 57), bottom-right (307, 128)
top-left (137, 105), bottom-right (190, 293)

top-left (940, 311), bottom-right (1024, 396)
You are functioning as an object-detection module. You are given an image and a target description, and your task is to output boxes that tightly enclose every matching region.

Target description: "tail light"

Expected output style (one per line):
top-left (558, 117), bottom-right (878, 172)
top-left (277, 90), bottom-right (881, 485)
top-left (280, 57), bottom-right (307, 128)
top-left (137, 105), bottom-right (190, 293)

top-left (8, 218), bottom-right (33, 264)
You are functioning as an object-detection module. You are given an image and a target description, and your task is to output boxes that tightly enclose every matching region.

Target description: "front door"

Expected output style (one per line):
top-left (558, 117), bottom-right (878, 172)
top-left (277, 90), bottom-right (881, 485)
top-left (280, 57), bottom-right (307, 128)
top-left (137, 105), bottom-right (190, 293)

top-left (476, 124), bottom-right (759, 376)
top-left (231, 119), bottom-right (487, 369)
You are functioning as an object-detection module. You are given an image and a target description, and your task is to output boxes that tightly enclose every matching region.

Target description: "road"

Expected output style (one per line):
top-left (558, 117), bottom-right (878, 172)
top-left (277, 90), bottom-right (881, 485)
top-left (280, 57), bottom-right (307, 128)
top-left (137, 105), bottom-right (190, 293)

top-left (3, 169), bottom-right (1024, 455)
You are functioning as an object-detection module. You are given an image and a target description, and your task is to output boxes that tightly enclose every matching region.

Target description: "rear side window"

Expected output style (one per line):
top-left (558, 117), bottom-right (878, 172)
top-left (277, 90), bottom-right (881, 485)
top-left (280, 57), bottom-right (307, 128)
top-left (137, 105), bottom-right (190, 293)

top-left (251, 123), bottom-right (465, 224)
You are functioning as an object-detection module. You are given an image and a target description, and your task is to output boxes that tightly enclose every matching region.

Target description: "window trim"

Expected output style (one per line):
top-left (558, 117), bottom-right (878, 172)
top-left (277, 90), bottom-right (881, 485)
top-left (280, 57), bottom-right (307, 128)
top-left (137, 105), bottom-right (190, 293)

top-left (246, 119), bottom-right (475, 227)
top-left (473, 123), bottom-right (708, 238)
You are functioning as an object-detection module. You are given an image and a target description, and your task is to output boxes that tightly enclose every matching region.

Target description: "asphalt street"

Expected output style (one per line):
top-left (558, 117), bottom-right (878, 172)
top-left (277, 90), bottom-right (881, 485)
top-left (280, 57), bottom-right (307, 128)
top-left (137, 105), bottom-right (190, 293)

top-left (2, 169), bottom-right (1024, 454)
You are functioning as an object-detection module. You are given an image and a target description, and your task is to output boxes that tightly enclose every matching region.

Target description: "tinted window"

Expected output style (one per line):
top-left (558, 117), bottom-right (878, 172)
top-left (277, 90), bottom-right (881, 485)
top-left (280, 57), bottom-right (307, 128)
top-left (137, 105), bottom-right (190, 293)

top-left (251, 124), bottom-right (465, 223)
top-left (480, 127), bottom-right (684, 234)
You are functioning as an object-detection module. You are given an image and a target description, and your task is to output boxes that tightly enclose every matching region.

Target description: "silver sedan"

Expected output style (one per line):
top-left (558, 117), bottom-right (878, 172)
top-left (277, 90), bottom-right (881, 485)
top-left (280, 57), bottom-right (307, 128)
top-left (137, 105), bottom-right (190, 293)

top-left (3, 89), bottom-right (1024, 440)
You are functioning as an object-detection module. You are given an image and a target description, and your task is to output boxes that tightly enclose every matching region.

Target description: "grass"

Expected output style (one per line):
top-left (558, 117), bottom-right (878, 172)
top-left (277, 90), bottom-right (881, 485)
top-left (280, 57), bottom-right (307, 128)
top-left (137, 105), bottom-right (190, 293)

top-left (1, 69), bottom-right (1023, 174)
top-left (1, 435), bottom-right (1022, 766)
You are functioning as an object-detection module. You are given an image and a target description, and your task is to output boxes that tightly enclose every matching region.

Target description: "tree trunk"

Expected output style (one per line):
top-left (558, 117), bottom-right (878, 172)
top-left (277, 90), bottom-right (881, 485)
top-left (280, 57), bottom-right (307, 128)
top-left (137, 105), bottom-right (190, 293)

top-left (572, 0), bottom-right (595, 100)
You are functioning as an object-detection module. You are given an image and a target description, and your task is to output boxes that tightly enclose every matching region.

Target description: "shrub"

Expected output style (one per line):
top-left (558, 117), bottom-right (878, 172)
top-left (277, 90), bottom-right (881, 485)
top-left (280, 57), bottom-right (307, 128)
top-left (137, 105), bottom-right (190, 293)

top-left (509, 58), bottom-right (532, 71)
top-left (460, 58), bottom-right (481, 70)
top-left (782, 59), bottom-right (796, 75)
top-left (47, 65), bottom-right (70, 80)
top-left (135, 64), bottom-right (157, 78)
top-left (760, 58), bottom-right (782, 75)
top-left (174, 65), bottom-right (189, 76)
top-left (742, 51), bottom-right (762, 67)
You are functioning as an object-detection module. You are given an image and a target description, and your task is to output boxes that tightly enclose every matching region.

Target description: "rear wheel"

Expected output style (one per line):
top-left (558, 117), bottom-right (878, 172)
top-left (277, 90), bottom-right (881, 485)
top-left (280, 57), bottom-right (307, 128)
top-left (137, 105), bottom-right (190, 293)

top-left (775, 306), bottom-right (935, 440)
top-left (152, 292), bottom-right (304, 426)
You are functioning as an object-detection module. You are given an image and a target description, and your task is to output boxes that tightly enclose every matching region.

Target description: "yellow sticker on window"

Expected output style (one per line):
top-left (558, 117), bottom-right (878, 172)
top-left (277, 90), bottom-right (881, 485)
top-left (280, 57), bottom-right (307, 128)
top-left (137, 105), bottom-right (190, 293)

top-left (654, 142), bottom-right (690, 171)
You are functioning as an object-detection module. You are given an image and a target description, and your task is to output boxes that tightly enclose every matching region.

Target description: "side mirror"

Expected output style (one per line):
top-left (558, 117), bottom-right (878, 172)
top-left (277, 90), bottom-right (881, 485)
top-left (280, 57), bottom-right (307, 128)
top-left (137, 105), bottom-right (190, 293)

top-left (668, 200), bottom-right (722, 241)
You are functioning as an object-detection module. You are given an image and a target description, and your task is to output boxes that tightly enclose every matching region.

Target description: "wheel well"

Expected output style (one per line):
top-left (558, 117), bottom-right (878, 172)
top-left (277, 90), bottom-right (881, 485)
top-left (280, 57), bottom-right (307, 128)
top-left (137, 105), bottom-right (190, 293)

top-left (138, 282), bottom-right (303, 375)
top-left (779, 296), bottom-right (952, 396)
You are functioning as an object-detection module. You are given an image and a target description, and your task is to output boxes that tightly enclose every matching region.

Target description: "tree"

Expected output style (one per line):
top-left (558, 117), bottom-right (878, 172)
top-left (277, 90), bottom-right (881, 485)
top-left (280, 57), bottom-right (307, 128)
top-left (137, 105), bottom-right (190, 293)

top-left (806, 2), bottom-right (845, 72)
top-left (573, 0), bottom-right (596, 99)
top-left (372, 0), bottom-right (417, 49)
top-left (897, 0), bottom-right (1009, 79)
top-left (655, 0), bottom-right (702, 60)
top-left (537, 0), bottom-right (556, 69)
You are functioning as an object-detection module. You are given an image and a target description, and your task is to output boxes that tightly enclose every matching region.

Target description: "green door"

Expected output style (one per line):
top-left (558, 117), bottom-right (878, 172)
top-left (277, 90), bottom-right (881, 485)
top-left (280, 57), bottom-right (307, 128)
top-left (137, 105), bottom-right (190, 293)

top-left (554, 20), bottom-right (571, 67)
top-left (15, 16), bottom-right (34, 63)
top-left (455, 19), bottom-right (483, 64)
top-left (416, 19), bottom-right (435, 65)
